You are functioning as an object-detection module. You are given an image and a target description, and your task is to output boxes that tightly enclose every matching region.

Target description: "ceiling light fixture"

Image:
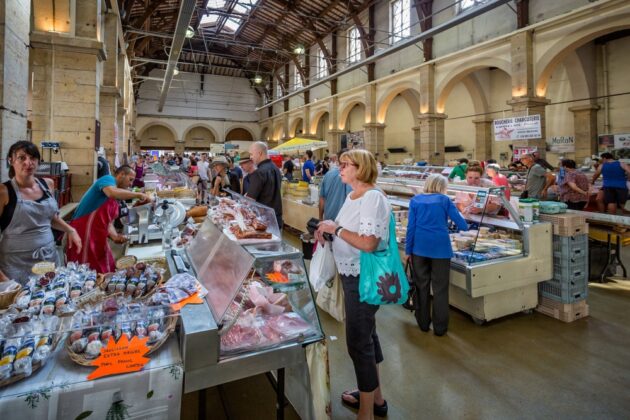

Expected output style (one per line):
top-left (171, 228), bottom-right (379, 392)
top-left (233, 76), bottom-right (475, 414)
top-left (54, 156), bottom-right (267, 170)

top-left (293, 44), bottom-right (305, 55)
top-left (185, 26), bottom-right (195, 38)
top-left (173, 67), bottom-right (180, 75)
top-left (254, 75), bottom-right (263, 84)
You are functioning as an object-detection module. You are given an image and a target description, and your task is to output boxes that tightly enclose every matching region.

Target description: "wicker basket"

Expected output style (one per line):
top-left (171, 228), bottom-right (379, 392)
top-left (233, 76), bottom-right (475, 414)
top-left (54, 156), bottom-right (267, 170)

top-left (115, 255), bottom-right (137, 270)
top-left (65, 314), bottom-right (178, 367)
top-left (0, 323), bottom-right (65, 388)
top-left (0, 281), bottom-right (20, 309)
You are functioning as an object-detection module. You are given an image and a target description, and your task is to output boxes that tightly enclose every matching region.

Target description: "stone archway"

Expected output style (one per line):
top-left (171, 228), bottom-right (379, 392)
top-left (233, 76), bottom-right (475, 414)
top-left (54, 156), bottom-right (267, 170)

top-left (183, 125), bottom-right (216, 151)
top-left (226, 127), bottom-right (254, 141)
top-left (376, 82), bottom-right (421, 124)
top-left (339, 100), bottom-right (367, 131)
top-left (138, 122), bottom-right (178, 150)
top-left (289, 117), bottom-right (304, 138)
top-left (260, 126), bottom-right (270, 141)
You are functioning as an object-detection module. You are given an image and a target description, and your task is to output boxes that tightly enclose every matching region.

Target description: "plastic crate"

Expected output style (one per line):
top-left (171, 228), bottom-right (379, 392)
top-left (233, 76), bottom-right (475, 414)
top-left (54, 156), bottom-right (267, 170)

top-left (539, 275), bottom-right (589, 303)
top-left (553, 234), bottom-right (589, 260)
top-left (553, 256), bottom-right (588, 282)
top-left (536, 296), bottom-right (589, 322)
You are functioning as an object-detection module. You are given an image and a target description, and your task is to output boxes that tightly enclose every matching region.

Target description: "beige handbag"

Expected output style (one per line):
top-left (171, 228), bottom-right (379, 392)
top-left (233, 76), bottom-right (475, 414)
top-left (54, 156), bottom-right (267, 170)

top-left (316, 273), bottom-right (345, 323)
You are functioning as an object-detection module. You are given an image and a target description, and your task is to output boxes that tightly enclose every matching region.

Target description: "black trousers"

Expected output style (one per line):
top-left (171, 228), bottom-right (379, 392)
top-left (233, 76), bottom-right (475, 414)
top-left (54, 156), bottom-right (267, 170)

top-left (340, 274), bottom-right (384, 392)
top-left (411, 255), bottom-right (451, 335)
top-left (566, 201), bottom-right (587, 210)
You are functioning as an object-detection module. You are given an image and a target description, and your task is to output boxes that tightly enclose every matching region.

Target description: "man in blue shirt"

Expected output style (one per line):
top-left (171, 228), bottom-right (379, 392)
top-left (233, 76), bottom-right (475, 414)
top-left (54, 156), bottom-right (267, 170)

top-left (302, 150), bottom-right (315, 182)
top-left (319, 165), bottom-right (352, 221)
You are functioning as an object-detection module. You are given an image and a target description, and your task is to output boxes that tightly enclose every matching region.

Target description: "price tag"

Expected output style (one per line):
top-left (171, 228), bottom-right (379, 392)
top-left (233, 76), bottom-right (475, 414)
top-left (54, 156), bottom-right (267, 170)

top-left (474, 190), bottom-right (489, 209)
top-left (87, 335), bottom-right (150, 381)
top-left (170, 292), bottom-right (203, 311)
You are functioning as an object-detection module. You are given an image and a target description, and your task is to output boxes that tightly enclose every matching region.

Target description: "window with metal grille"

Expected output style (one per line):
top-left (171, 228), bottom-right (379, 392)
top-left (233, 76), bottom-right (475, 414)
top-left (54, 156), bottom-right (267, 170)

top-left (294, 62), bottom-right (303, 90)
top-left (348, 26), bottom-right (362, 63)
top-left (391, 0), bottom-right (410, 44)
top-left (317, 48), bottom-right (328, 79)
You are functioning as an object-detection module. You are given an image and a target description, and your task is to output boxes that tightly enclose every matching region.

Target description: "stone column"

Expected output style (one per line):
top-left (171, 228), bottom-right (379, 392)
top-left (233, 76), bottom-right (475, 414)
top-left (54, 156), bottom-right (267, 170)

top-left (363, 123), bottom-right (385, 159)
top-left (473, 118), bottom-right (493, 161)
top-left (327, 130), bottom-right (344, 154)
top-left (30, 21), bottom-right (106, 198)
top-left (415, 113), bottom-right (446, 165)
top-left (99, 10), bottom-right (119, 168)
top-left (0, 0), bottom-right (31, 181)
top-left (569, 104), bottom-right (599, 163)
top-left (507, 97), bottom-right (550, 156)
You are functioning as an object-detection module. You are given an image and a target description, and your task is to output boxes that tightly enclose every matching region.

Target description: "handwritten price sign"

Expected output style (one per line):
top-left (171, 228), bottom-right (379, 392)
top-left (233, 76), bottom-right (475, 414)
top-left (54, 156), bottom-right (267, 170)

top-left (87, 335), bottom-right (150, 380)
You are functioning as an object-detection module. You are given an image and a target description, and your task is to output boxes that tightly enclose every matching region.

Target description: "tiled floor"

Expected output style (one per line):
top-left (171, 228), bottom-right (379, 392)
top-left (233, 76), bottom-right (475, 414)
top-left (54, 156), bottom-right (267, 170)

top-left (180, 231), bottom-right (630, 419)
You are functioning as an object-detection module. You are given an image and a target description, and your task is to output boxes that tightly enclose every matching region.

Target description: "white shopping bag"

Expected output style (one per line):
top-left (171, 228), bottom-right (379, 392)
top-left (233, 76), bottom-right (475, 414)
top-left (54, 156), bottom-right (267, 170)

top-left (309, 241), bottom-right (336, 292)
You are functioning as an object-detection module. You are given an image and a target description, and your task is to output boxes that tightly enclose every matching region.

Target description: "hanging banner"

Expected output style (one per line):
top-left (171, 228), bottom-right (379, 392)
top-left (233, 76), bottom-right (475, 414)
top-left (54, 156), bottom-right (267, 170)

top-left (547, 136), bottom-right (575, 153)
top-left (614, 133), bottom-right (630, 149)
top-left (493, 115), bottom-right (542, 141)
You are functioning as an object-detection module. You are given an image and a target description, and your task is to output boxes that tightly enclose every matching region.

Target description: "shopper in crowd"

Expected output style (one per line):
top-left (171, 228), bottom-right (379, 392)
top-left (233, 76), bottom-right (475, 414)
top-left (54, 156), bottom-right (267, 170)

top-left (210, 156), bottom-right (230, 197)
top-left (316, 149), bottom-right (391, 419)
top-left (533, 150), bottom-right (555, 171)
top-left (0, 141), bottom-right (81, 283)
top-left (329, 153), bottom-right (339, 169)
top-left (247, 142), bottom-right (283, 228)
top-left (67, 165), bottom-right (151, 273)
top-left (227, 157), bottom-right (243, 194)
top-left (197, 153), bottom-right (210, 204)
top-left (302, 150), bottom-right (316, 182)
top-left (591, 152), bottom-right (630, 214)
top-left (131, 156), bottom-right (146, 188)
top-left (282, 154), bottom-right (295, 181)
top-left (239, 152), bottom-right (255, 194)
top-left (558, 159), bottom-right (590, 210)
top-left (521, 154), bottom-right (553, 199)
top-left (188, 157), bottom-right (198, 178)
top-left (485, 163), bottom-right (511, 199)
top-left (315, 155), bottom-right (331, 176)
top-left (455, 166), bottom-right (502, 215)
top-left (96, 147), bottom-right (110, 179)
top-left (319, 154), bottom-right (352, 221)
top-left (448, 158), bottom-right (468, 181)
top-left (406, 174), bottom-right (468, 336)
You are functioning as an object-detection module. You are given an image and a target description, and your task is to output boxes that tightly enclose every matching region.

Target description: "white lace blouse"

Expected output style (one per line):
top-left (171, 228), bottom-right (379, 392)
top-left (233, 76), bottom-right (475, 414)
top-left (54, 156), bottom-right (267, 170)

top-left (332, 189), bottom-right (391, 276)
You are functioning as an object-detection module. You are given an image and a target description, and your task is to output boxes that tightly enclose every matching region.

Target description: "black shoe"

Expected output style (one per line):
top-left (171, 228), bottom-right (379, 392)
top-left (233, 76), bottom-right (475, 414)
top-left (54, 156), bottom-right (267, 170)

top-left (341, 391), bottom-right (389, 417)
top-left (434, 330), bottom-right (447, 337)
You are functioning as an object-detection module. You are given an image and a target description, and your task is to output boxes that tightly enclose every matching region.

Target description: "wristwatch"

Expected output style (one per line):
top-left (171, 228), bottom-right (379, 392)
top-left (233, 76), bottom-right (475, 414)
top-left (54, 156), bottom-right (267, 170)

top-left (335, 226), bottom-right (344, 236)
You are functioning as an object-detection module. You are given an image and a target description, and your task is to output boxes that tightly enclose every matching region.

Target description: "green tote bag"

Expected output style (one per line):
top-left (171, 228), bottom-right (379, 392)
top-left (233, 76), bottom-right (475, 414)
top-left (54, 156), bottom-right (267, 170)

top-left (358, 213), bottom-right (409, 305)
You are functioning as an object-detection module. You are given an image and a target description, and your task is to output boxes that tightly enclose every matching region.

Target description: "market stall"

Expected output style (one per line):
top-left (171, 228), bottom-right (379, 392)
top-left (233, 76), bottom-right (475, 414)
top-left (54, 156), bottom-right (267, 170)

top-left (377, 175), bottom-right (553, 324)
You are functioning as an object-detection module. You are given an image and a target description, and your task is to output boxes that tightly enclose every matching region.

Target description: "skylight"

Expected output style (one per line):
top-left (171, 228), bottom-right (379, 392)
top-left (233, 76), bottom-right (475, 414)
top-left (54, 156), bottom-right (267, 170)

top-left (201, 0), bottom-right (259, 33)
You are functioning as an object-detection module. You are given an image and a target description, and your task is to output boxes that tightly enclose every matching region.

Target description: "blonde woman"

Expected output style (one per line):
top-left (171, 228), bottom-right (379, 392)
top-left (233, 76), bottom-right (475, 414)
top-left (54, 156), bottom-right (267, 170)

top-left (316, 149), bottom-right (391, 419)
top-left (405, 174), bottom-right (468, 336)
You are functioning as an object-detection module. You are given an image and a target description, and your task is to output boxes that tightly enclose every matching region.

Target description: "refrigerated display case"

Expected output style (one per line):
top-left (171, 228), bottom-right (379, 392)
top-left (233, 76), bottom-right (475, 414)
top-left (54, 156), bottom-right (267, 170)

top-left (166, 220), bottom-right (323, 419)
top-left (380, 178), bottom-right (553, 324)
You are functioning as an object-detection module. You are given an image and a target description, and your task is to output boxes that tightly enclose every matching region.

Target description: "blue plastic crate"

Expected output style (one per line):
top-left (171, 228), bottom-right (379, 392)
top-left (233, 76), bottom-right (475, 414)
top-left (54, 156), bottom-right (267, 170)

top-left (539, 275), bottom-right (589, 303)
top-left (553, 234), bottom-right (588, 260)
top-left (553, 255), bottom-right (588, 281)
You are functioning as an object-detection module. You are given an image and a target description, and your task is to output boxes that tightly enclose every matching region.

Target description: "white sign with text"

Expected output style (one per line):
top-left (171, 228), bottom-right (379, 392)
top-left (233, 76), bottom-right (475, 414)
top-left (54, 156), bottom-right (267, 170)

top-left (493, 115), bottom-right (542, 141)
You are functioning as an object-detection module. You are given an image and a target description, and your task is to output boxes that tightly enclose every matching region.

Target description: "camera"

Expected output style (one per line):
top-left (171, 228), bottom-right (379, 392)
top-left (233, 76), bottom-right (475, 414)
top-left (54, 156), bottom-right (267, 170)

top-left (306, 218), bottom-right (333, 241)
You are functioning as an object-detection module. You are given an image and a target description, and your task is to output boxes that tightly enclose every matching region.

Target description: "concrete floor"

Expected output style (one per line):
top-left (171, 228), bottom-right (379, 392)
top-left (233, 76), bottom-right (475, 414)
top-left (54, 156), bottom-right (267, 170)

top-left (180, 232), bottom-right (630, 419)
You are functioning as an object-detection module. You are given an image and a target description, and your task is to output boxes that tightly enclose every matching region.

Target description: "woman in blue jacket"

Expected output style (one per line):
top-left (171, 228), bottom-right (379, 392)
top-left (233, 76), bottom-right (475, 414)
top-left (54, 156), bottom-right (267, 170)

top-left (405, 174), bottom-right (468, 336)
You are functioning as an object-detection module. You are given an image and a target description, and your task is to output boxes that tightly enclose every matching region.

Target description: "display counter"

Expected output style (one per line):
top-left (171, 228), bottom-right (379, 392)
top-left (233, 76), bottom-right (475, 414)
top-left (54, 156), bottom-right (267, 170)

top-left (0, 336), bottom-right (182, 419)
top-left (380, 178), bottom-right (553, 324)
top-left (282, 197), bottom-right (319, 233)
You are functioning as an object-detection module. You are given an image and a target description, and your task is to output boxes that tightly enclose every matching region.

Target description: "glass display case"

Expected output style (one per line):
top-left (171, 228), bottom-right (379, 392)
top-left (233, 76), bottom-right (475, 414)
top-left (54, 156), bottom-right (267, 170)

top-left (380, 178), bottom-right (553, 324)
top-left (168, 219), bottom-right (323, 403)
top-left (209, 193), bottom-right (282, 243)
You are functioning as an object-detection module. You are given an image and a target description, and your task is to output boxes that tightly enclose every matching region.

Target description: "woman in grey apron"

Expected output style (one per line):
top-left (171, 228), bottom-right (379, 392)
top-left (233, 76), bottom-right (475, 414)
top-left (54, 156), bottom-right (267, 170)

top-left (0, 141), bottom-right (81, 284)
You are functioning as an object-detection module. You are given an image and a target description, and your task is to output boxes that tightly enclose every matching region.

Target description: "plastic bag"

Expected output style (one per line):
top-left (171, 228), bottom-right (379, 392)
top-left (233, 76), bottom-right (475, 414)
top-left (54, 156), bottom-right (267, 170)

top-left (306, 340), bottom-right (331, 420)
top-left (308, 242), bottom-right (336, 292)
top-left (316, 274), bottom-right (345, 323)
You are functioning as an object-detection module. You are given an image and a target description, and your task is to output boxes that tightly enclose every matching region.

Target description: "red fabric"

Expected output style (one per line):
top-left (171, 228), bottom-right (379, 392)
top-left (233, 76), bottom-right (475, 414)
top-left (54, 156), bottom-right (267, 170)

top-left (67, 197), bottom-right (119, 273)
top-left (492, 174), bottom-right (511, 199)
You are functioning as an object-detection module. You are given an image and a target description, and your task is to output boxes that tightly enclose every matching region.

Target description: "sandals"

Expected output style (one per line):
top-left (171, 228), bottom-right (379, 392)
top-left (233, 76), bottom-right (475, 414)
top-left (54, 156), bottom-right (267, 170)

top-left (341, 390), bottom-right (388, 417)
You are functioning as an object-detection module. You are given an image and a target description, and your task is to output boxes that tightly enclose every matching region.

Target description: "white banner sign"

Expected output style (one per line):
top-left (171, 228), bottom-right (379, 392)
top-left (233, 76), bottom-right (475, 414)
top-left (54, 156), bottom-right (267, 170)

top-left (614, 133), bottom-right (630, 149)
top-left (493, 115), bottom-right (542, 141)
top-left (548, 136), bottom-right (575, 153)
